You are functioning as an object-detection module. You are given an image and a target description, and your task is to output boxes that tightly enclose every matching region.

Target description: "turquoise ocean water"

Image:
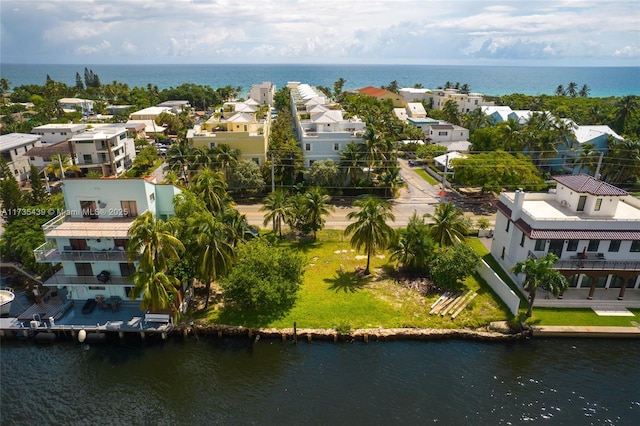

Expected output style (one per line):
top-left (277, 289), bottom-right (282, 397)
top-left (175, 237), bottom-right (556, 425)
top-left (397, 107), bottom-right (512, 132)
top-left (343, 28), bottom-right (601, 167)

top-left (1, 63), bottom-right (638, 97)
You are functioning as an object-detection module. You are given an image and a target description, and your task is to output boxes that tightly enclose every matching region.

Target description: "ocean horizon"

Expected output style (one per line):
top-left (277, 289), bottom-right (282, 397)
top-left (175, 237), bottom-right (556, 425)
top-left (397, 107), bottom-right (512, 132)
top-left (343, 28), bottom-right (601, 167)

top-left (1, 63), bottom-right (638, 98)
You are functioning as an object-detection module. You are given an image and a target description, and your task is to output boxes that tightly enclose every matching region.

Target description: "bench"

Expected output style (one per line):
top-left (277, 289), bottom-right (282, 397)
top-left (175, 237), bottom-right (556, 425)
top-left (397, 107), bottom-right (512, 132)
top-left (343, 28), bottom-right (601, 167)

top-left (144, 313), bottom-right (171, 325)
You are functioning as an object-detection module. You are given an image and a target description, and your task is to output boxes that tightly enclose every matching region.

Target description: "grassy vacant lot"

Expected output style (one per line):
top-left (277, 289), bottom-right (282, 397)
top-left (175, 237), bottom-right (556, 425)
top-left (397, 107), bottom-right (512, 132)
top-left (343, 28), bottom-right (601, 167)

top-left (203, 230), bottom-right (512, 330)
top-left (526, 308), bottom-right (640, 327)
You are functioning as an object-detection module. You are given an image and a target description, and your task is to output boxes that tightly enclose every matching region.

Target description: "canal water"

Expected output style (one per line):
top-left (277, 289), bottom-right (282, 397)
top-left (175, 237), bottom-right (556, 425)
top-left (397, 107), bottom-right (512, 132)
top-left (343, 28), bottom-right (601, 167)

top-left (1, 337), bottom-right (639, 425)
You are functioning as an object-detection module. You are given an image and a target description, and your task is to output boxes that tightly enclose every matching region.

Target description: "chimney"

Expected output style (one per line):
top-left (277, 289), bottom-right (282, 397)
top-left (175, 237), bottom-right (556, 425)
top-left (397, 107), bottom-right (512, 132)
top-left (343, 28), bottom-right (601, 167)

top-left (511, 188), bottom-right (525, 221)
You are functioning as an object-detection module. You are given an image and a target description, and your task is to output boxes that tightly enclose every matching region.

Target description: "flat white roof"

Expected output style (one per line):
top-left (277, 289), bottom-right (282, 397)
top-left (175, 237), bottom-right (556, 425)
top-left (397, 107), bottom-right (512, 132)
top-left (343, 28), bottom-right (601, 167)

top-left (0, 133), bottom-right (40, 151)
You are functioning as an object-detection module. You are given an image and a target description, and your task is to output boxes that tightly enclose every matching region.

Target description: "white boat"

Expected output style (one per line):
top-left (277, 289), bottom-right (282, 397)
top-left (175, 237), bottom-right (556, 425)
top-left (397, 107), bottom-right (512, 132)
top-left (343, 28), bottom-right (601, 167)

top-left (0, 287), bottom-right (15, 315)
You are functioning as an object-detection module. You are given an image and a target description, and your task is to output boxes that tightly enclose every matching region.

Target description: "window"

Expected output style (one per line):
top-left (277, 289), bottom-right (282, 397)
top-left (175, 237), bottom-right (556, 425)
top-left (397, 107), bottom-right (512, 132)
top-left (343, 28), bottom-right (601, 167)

top-left (608, 240), bottom-right (621, 252)
top-left (149, 193), bottom-right (155, 202)
top-left (438, 131), bottom-right (448, 136)
top-left (505, 220), bottom-right (510, 232)
top-left (534, 240), bottom-right (546, 251)
top-left (305, 143), bottom-right (311, 151)
top-left (83, 154), bottom-right (92, 163)
top-left (88, 286), bottom-right (106, 291)
top-left (631, 241), bottom-right (640, 252)
top-left (252, 158), bottom-right (260, 165)
top-left (333, 143), bottom-right (340, 151)
top-left (587, 240), bottom-right (600, 252)
top-left (567, 240), bottom-right (579, 251)
top-left (209, 142), bottom-right (216, 149)
top-left (520, 232), bottom-right (526, 247)
top-left (595, 198), bottom-right (603, 211)
top-left (501, 247), bottom-right (505, 259)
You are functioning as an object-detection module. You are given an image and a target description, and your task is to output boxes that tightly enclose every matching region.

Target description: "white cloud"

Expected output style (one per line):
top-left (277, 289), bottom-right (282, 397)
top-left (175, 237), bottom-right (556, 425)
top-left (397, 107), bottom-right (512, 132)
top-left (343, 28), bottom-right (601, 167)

top-left (1, 0), bottom-right (638, 65)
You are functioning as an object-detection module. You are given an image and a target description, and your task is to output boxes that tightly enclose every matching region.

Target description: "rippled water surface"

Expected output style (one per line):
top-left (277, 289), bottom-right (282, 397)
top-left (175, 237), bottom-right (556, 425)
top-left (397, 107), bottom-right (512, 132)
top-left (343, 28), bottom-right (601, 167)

top-left (1, 337), bottom-right (639, 425)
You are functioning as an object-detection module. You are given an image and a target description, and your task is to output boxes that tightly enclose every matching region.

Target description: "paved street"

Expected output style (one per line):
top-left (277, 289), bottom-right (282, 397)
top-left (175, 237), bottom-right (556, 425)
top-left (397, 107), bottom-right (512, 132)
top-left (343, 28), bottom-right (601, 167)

top-left (235, 159), bottom-right (497, 231)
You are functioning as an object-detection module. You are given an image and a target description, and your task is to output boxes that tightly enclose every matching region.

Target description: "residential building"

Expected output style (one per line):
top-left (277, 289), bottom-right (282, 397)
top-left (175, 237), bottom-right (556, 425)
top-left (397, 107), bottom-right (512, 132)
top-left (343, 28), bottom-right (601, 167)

top-left (70, 124), bottom-right (136, 177)
top-left (0, 133), bottom-right (41, 182)
top-left (249, 81), bottom-right (276, 106)
top-left (129, 106), bottom-right (173, 121)
top-left (406, 102), bottom-right (427, 118)
top-left (399, 88), bottom-right (433, 104)
top-left (58, 98), bottom-right (94, 115)
top-left (33, 178), bottom-right (182, 302)
top-left (432, 89), bottom-right (494, 113)
top-left (554, 124), bottom-right (623, 174)
top-left (491, 175), bottom-right (640, 300)
top-left (187, 100), bottom-right (271, 165)
top-left (24, 140), bottom-right (73, 171)
top-left (355, 86), bottom-right (404, 107)
top-left (31, 123), bottom-right (88, 145)
top-left (289, 82), bottom-right (366, 167)
top-left (157, 100), bottom-right (191, 113)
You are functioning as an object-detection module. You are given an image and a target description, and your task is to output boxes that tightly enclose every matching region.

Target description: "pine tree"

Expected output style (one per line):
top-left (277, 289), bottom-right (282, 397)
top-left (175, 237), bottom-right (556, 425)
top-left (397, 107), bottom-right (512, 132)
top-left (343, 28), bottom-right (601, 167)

top-left (0, 157), bottom-right (24, 224)
top-left (75, 72), bottom-right (84, 92)
top-left (28, 164), bottom-right (48, 204)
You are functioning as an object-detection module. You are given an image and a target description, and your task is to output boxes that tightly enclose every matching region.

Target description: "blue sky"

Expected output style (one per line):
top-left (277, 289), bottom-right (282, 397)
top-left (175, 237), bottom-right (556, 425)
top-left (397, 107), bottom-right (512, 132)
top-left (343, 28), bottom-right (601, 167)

top-left (1, 0), bottom-right (639, 66)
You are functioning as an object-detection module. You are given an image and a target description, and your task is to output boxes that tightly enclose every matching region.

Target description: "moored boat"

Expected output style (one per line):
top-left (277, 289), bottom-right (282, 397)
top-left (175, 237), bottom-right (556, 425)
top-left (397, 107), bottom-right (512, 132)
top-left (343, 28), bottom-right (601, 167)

top-left (0, 288), bottom-right (15, 315)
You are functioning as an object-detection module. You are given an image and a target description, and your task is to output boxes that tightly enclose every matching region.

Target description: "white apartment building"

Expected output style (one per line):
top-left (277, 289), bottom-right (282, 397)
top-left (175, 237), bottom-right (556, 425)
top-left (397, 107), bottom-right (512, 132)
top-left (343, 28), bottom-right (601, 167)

top-left (70, 124), bottom-right (136, 177)
top-left (289, 82), bottom-right (365, 167)
top-left (0, 133), bottom-right (41, 181)
top-left (492, 175), bottom-right (640, 300)
top-left (31, 123), bottom-right (88, 145)
top-left (33, 178), bottom-right (181, 302)
top-left (249, 81), bottom-right (276, 106)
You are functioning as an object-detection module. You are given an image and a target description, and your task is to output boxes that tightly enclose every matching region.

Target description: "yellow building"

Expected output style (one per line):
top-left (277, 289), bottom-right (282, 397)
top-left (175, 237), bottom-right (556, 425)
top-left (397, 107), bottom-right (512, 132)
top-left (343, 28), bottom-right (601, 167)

top-left (187, 108), bottom-right (270, 165)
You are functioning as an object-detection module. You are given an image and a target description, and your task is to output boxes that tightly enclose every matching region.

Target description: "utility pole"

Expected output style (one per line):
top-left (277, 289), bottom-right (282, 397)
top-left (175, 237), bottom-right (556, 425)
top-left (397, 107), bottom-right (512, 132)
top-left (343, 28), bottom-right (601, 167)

top-left (441, 154), bottom-right (449, 202)
top-left (271, 154), bottom-right (275, 193)
top-left (594, 152), bottom-right (604, 180)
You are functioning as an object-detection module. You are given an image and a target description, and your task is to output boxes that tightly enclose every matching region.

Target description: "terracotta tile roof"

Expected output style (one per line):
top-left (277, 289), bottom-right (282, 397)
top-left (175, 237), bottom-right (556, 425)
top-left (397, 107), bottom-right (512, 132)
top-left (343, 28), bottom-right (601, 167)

top-left (553, 174), bottom-right (628, 196)
top-left (357, 86), bottom-right (395, 98)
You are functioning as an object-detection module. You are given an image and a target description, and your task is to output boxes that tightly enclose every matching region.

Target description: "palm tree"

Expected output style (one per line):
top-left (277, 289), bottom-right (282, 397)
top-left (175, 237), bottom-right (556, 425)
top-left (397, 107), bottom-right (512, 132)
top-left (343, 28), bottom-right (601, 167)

top-left (190, 211), bottom-right (234, 308)
top-left (579, 84), bottom-right (590, 98)
top-left (130, 266), bottom-right (181, 312)
top-left (566, 82), bottom-right (578, 97)
top-left (345, 195), bottom-right (395, 275)
top-left (45, 154), bottom-right (81, 179)
top-left (498, 118), bottom-right (524, 152)
top-left (361, 125), bottom-right (386, 182)
top-left (442, 99), bottom-right (461, 125)
top-left (614, 95), bottom-right (638, 134)
top-left (376, 166), bottom-right (404, 198)
top-left (340, 142), bottom-right (365, 186)
top-left (189, 169), bottom-right (229, 214)
top-left (512, 253), bottom-right (568, 317)
top-left (555, 85), bottom-right (566, 96)
top-left (389, 212), bottom-right (434, 273)
top-left (260, 190), bottom-right (290, 237)
top-left (574, 142), bottom-right (601, 175)
top-left (424, 202), bottom-right (469, 247)
top-left (214, 144), bottom-right (239, 176)
top-left (127, 211), bottom-right (185, 272)
top-left (303, 187), bottom-right (334, 240)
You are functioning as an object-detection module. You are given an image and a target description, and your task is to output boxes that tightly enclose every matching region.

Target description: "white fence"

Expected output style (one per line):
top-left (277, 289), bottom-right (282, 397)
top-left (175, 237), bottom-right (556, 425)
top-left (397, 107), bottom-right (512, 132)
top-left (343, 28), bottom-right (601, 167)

top-left (476, 260), bottom-right (521, 315)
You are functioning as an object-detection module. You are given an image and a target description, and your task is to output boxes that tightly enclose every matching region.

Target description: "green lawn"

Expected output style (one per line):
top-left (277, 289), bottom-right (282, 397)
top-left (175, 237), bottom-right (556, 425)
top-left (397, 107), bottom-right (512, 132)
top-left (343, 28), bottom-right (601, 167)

top-left (528, 308), bottom-right (640, 327)
top-left (414, 168), bottom-right (439, 185)
top-left (203, 231), bottom-right (511, 330)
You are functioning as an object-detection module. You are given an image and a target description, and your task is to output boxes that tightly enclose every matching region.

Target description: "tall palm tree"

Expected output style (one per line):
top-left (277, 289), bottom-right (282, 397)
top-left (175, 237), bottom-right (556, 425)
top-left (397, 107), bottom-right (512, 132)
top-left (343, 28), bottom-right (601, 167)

top-left (614, 95), bottom-right (638, 134)
top-left (360, 125), bottom-right (386, 182)
top-left (189, 169), bottom-right (229, 214)
top-left (566, 82), bottom-right (578, 97)
top-left (127, 211), bottom-right (185, 272)
top-left (190, 211), bottom-right (234, 308)
top-left (345, 195), bottom-right (395, 275)
top-left (303, 187), bottom-right (334, 240)
top-left (442, 99), bottom-right (461, 125)
top-left (340, 142), bottom-right (365, 186)
top-left (376, 166), bottom-right (404, 198)
top-left (512, 253), bottom-right (568, 317)
top-left (424, 202), bottom-right (469, 247)
top-left (574, 143), bottom-right (601, 175)
top-left (579, 84), bottom-right (590, 98)
top-left (214, 143), bottom-right (239, 176)
top-left (260, 190), bottom-right (290, 237)
top-left (498, 118), bottom-right (524, 152)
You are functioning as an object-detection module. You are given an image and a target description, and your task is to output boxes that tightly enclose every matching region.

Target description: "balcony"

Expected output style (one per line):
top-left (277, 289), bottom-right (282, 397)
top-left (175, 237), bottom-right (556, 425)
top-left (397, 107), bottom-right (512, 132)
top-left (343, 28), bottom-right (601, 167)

top-left (34, 240), bottom-right (130, 263)
top-left (554, 258), bottom-right (640, 272)
top-left (43, 271), bottom-right (132, 286)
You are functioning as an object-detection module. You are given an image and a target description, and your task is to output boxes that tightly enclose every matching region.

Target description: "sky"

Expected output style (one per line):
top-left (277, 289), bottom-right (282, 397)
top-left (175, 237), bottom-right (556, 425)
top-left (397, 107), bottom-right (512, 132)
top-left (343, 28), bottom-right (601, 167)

top-left (1, 0), bottom-right (639, 66)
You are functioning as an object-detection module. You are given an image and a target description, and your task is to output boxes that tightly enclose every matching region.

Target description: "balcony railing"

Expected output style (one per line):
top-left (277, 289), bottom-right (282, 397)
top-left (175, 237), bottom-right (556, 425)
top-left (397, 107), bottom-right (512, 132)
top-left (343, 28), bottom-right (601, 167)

top-left (554, 259), bottom-right (640, 271)
top-left (34, 241), bottom-right (130, 263)
top-left (43, 271), bottom-right (132, 286)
